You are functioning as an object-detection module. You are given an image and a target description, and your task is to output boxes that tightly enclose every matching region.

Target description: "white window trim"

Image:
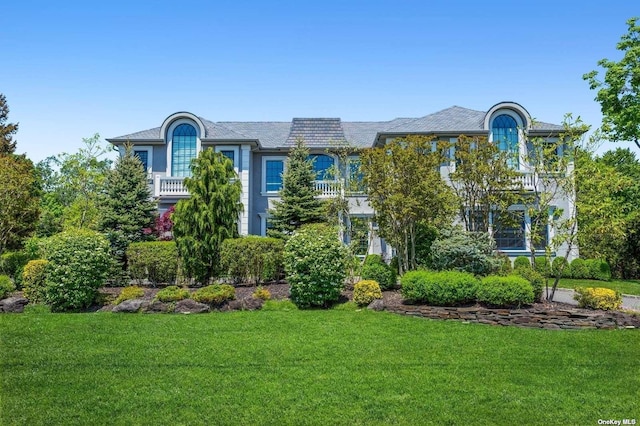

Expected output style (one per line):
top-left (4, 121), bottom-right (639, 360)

top-left (119, 145), bottom-right (153, 178)
top-left (165, 118), bottom-right (202, 176)
top-left (261, 156), bottom-right (287, 196)
top-left (488, 109), bottom-right (526, 171)
top-left (258, 212), bottom-right (269, 236)
top-left (215, 146), bottom-right (240, 173)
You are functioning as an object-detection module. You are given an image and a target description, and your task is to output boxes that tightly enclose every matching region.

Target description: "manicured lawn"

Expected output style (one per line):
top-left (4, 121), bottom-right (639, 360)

top-left (558, 278), bottom-right (640, 296)
top-left (1, 309), bottom-right (639, 425)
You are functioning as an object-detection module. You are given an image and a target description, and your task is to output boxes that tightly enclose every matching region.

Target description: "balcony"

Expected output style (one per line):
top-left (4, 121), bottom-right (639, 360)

top-left (154, 176), bottom-right (188, 197)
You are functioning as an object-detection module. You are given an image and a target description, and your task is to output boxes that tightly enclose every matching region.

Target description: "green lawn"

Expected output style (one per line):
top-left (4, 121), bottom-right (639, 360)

top-left (558, 278), bottom-right (640, 296)
top-left (1, 309), bottom-right (639, 425)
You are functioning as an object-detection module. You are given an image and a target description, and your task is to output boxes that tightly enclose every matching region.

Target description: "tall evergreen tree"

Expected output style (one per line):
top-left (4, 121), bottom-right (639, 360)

top-left (99, 144), bottom-right (157, 270)
top-left (0, 93), bottom-right (18, 154)
top-left (172, 149), bottom-right (243, 284)
top-left (268, 138), bottom-right (326, 238)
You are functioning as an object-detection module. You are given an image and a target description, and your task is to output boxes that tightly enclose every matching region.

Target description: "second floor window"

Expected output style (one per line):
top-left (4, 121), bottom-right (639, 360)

top-left (265, 159), bottom-right (284, 192)
top-left (134, 150), bottom-right (149, 173)
top-left (492, 114), bottom-right (519, 169)
top-left (309, 154), bottom-right (334, 180)
top-left (172, 124), bottom-right (197, 177)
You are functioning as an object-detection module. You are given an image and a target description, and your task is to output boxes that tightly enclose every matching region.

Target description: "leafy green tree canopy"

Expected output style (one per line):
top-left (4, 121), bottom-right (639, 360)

top-left (0, 93), bottom-right (18, 154)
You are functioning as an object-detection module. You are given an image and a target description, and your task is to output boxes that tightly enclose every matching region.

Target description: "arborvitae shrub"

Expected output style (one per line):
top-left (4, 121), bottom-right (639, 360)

top-left (21, 259), bottom-right (49, 304)
top-left (573, 287), bottom-right (621, 310)
top-left (353, 280), bottom-right (383, 306)
top-left (192, 284), bottom-right (235, 305)
top-left (114, 286), bottom-right (145, 305)
top-left (551, 257), bottom-right (570, 278)
top-left (513, 256), bottom-right (531, 271)
top-left (0, 275), bottom-right (15, 299)
top-left (400, 270), bottom-right (479, 306)
top-left (570, 258), bottom-right (589, 279)
top-left (477, 275), bottom-right (534, 308)
top-left (127, 241), bottom-right (178, 285)
top-left (155, 285), bottom-right (190, 302)
top-left (284, 224), bottom-right (350, 308)
top-left (515, 267), bottom-right (545, 302)
top-left (534, 257), bottom-right (551, 277)
top-left (360, 262), bottom-right (396, 290)
top-left (220, 236), bottom-right (284, 284)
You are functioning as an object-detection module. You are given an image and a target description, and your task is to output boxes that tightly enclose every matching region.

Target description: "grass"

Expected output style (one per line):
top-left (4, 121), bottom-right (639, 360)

top-left (1, 310), bottom-right (639, 425)
top-left (558, 278), bottom-right (640, 296)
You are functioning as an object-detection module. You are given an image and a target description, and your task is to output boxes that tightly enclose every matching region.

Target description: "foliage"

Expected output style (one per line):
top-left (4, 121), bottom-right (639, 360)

top-left (570, 258), bottom-right (590, 280)
top-left (0, 93), bottom-right (18, 154)
top-left (514, 267), bottom-right (545, 302)
top-left (284, 224), bottom-right (350, 308)
top-left (513, 256), bottom-right (531, 271)
top-left (449, 135), bottom-right (522, 233)
top-left (0, 274), bottom-right (15, 299)
top-left (534, 257), bottom-right (550, 277)
top-left (429, 227), bottom-right (501, 276)
top-left (0, 154), bottom-right (40, 253)
top-left (400, 270), bottom-right (479, 306)
top-left (155, 285), bottom-right (190, 303)
top-left (21, 259), bottom-right (48, 303)
top-left (414, 223), bottom-right (439, 268)
top-left (559, 278), bottom-right (640, 296)
top-left (261, 299), bottom-right (298, 311)
top-left (360, 262), bottom-right (396, 290)
top-left (220, 236), bottom-right (284, 284)
top-left (584, 17), bottom-right (640, 150)
top-left (497, 254), bottom-right (513, 275)
top-left (172, 149), bottom-right (243, 284)
top-left (361, 135), bottom-right (457, 274)
top-left (114, 286), bottom-right (145, 305)
top-left (268, 138), bottom-right (325, 238)
top-left (585, 259), bottom-right (612, 281)
top-left (126, 241), bottom-right (178, 285)
top-left (191, 284), bottom-right (235, 305)
top-left (155, 206), bottom-right (175, 241)
top-left (99, 144), bottom-right (156, 275)
top-left (363, 254), bottom-right (383, 266)
top-left (40, 229), bottom-right (111, 311)
top-left (573, 287), bottom-right (622, 311)
top-left (353, 280), bottom-right (383, 306)
top-left (477, 275), bottom-right (534, 308)
top-left (253, 286), bottom-right (271, 301)
top-left (0, 250), bottom-right (33, 288)
top-left (551, 257), bottom-right (569, 278)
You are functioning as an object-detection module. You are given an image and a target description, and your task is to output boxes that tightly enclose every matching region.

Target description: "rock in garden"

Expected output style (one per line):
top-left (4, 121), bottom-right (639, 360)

top-left (368, 299), bottom-right (385, 311)
top-left (227, 297), bottom-right (264, 311)
top-left (112, 299), bottom-right (145, 313)
top-left (174, 299), bottom-right (210, 314)
top-left (0, 297), bottom-right (29, 313)
top-left (144, 300), bottom-right (173, 313)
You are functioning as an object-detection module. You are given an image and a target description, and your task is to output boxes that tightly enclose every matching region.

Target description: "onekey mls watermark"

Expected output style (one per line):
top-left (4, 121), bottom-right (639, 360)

top-left (597, 420), bottom-right (636, 425)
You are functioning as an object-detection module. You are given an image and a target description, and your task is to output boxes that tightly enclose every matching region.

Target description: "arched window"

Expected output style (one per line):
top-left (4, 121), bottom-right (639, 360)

top-left (309, 154), bottom-right (334, 180)
top-left (171, 124), bottom-right (197, 177)
top-left (492, 114), bottom-right (519, 168)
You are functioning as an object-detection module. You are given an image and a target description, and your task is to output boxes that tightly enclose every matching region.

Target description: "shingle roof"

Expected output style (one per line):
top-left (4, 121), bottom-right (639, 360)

top-left (108, 105), bottom-right (565, 147)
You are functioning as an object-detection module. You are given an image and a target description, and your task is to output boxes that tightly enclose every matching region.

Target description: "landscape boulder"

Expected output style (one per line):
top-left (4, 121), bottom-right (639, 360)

top-left (0, 297), bottom-right (29, 313)
top-left (175, 299), bottom-right (210, 314)
top-left (112, 299), bottom-right (146, 313)
top-left (367, 299), bottom-right (385, 311)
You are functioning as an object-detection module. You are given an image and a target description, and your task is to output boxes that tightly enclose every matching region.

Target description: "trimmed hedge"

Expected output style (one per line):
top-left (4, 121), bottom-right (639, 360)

top-left (573, 287), bottom-right (621, 310)
top-left (192, 284), bottom-right (235, 305)
top-left (360, 260), bottom-right (396, 290)
top-left (127, 241), bottom-right (178, 285)
top-left (21, 259), bottom-right (49, 304)
top-left (353, 280), bottom-right (383, 306)
top-left (155, 285), bottom-right (190, 302)
top-left (586, 259), bottom-right (611, 281)
top-left (570, 258), bottom-right (589, 279)
top-left (220, 236), bottom-right (284, 284)
top-left (0, 275), bottom-right (15, 299)
top-left (515, 267), bottom-right (545, 302)
top-left (400, 270), bottom-right (479, 306)
top-left (551, 257), bottom-right (570, 278)
top-left (534, 257), bottom-right (551, 277)
top-left (477, 275), bottom-right (534, 308)
top-left (513, 256), bottom-right (531, 271)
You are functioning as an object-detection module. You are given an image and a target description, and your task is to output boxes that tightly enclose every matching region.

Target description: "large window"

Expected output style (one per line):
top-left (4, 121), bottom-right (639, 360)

top-left (264, 159), bottom-right (284, 192)
top-left (492, 114), bottom-right (519, 168)
top-left (493, 211), bottom-right (525, 250)
top-left (309, 154), bottom-right (334, 180)
top-left (134, 150), bottom-right (149, 172)
top-left (171, 124), bottom-right (197, 177)
top-left (347, 156), bottom-right (365, 193)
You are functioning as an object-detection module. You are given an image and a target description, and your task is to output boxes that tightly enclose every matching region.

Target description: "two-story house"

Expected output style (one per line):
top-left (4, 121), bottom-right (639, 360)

top-left (107, 101), bottom-right (577, 261)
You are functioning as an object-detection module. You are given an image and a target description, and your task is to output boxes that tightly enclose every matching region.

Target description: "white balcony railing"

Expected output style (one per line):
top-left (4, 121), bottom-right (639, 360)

top-left (516, 172), bottom-right (536, 191)
top-left (154, 176), bottom-right (189, 197)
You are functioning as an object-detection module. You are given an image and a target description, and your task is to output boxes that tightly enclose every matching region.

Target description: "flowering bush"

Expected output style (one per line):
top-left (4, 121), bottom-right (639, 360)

top-left (155, 205), bottom-right (175, 241)
top-left (284, 224), bottom-right (350, 308)
top-left (353, 280), bottom-right (382, 306)
top-left (573, 287), bottom-right (621, 310)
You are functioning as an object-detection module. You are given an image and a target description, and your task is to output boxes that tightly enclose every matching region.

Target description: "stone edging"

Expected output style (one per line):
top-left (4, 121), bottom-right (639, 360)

top-left (385, 304), bottom-right (640, 330)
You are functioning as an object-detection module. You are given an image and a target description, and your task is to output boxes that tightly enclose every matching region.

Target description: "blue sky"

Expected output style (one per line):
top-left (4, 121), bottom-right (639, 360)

top-left (2, 0), bottom-right (637, 162)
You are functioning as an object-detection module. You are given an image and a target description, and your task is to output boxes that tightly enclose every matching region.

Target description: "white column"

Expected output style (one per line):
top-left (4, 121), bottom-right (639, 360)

top-left (240, 145), bottom-right (251, 236)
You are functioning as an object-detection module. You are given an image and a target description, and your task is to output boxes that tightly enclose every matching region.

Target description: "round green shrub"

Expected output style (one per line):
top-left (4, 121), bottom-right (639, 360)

top-left (0, 275), bottom-right (16, 299)
top-left (114, 286), bottom-right (145, 305)
top-left (0, 251), bottom-right (32, 289)
top-left (551, 257), bottom-right (569, 278)
top-left (429, 228), bottom-right (501, 276)
top-left (353, 280), bottom-right (382, 306)
top-left (360, 262), bottom-right (396, 290)
top-left (515, 267), bottom-right (545, 302)
top-left (570, 258), bottom-right (589, 279)
top-left (127, 241), bottom-right (178, 285)
top-left (498, 254), bottom-right (513, 276)
top-left (155, 285), bottom-right (190, 302)
top-left (513, 256), bottom-right (532, 271)
top-left (220, 236), bottom-right (284, 284)
top-left (534, 257), bottom-right (551, 277)
top-left (586, 259), bottom-right (611, 281)
top-left (40, 230), bottom-right (111, 311)
top-left (477, 275), bottom-right (534, 308)
top-left (284, 224), bottom-right (350, 308)
top-left (363, 254), bottom-right (383, 266)
top-left (22, 259), bottom-right (49, 304)
top-left (400, 270), bottom-right (479, 306)
top-left (192, 284), bottom-right (235, 305)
